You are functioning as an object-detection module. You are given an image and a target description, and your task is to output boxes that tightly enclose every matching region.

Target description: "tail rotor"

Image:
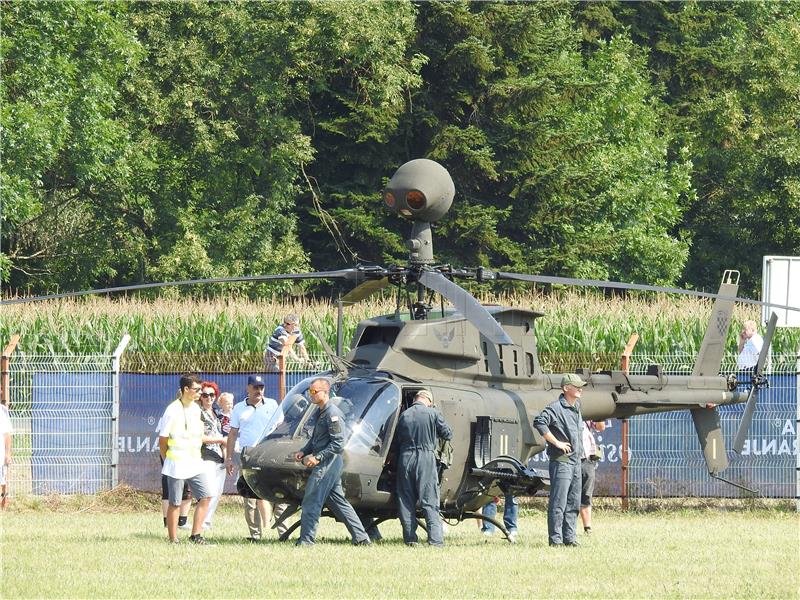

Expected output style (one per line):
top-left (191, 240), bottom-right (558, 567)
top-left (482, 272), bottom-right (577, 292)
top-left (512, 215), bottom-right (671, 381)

top-left (732, 312), bottom-right (778, 454)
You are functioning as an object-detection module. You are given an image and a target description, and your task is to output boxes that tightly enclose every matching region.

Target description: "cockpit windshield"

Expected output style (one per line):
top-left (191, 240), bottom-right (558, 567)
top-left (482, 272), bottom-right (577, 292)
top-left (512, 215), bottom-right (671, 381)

top-left (264, 376), bottom-right (400, 457)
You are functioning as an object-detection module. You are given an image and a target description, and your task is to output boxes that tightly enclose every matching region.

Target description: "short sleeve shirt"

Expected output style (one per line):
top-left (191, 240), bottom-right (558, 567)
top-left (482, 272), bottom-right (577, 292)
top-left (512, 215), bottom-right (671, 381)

top-left (158, 400), bottom-right (205, 479)
top-left (266, 325), bottom-right (305, 356)
top-left (230, 397), bottom-right (280, 449)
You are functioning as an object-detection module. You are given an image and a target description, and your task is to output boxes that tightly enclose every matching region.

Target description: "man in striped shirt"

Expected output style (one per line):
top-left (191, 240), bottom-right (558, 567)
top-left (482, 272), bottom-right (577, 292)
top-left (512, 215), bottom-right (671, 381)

top-left (264, 313), bottom-right (310, 372)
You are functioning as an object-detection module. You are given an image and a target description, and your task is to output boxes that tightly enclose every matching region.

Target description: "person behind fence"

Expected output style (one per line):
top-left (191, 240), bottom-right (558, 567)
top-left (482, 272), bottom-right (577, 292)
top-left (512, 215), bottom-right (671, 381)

top-left (533, 373), bottom-right (585, 547)
top-left (198, 381), bottom-right (226, 530)
top-left (1, 403), bottom-right (12, 510)
top-left (579, 419), bottom-right (606, 535)
top-left (395, 389), bottom-right (452, 547)
top-left (264, 313), bottom-right (310, 372)
top-left (294, 378), bottom-right (371, 546)
top-left (225, 375), bottom-right (289, 542)
top-left (156, 391), bottom-right (192, 530)
top-left (158, 374), bottom-right (214, 544)
top-left (481, 492), bottom-right (518, 543)
top-left (737, 319), bottom-right (764, 371)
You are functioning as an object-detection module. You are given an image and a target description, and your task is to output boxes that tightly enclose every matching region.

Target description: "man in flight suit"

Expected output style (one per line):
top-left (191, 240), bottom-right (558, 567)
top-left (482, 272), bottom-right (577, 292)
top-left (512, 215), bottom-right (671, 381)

top-left (533, 373), bottom-right (585, 547)
top-left (395, 389), bottom-right (452, 547)
top-left (294, 378), bottom-right (371, 546)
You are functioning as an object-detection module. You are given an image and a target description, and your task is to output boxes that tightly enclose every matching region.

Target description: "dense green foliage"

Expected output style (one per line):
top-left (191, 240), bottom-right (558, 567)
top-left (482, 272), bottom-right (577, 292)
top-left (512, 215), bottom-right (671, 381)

top-left (2, 1), bottom-right (798, 298)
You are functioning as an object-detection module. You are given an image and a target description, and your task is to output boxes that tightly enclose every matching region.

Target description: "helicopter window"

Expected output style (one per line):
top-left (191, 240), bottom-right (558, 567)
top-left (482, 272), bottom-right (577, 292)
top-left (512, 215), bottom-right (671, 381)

top-left (264, 377), bottom-right (400, 457)
top-left (334, 379), bottom-right (399, 457)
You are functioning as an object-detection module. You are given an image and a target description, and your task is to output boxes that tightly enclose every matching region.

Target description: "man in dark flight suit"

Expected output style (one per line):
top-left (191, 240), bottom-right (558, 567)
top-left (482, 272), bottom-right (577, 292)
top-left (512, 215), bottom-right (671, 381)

top-left (294, 378), bottom-right (371, 546)
top-left (395, 389), bottom-right (452, 546)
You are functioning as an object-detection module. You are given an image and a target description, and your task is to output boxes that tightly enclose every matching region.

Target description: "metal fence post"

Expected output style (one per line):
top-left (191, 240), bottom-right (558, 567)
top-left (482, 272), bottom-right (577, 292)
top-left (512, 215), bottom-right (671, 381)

top-left (796, 348), bottom-right (799, 513)
top-left (620, 333), bottom-right (638, 510)
top-left (1, 335), bottom-right (20, 408)
top-left (111, 335), bottom-right (131, 489)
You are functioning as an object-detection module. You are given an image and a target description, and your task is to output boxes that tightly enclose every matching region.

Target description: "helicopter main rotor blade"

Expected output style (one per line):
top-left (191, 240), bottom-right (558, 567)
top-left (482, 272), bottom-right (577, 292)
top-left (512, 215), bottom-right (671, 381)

top-left (341, 277), bottom-right (390, 305)
top-left (418, 270), bottom-right (513, 345)
top-left (495, 272), bottom-right (800, 314)
top-left (0, 269), bottom-right (362, 305)
top-left (733, 312), bottom-right (778, 454)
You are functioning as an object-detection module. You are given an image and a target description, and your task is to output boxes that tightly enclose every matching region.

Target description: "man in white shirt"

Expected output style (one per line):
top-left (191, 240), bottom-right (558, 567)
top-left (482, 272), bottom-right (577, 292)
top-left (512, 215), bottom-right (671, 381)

top-left (225, 375), bottom-right (287, 541)
top-left (737, 320), bottom-right (764, 370)
top-left (158, 374), bottom-right (214, 544)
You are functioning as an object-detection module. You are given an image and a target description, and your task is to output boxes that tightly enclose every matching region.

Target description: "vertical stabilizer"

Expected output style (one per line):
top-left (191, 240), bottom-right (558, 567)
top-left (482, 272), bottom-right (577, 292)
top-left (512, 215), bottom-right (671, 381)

top-left (690, 270), bottom-right (739, 475)
top-left (692, 270), bottom-right (739, 377)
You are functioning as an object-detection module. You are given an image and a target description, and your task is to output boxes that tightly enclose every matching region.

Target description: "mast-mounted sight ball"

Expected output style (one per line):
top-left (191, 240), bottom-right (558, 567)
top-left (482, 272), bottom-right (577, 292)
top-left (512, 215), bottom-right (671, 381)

top-left (383, 159), bottom-right (454, 222)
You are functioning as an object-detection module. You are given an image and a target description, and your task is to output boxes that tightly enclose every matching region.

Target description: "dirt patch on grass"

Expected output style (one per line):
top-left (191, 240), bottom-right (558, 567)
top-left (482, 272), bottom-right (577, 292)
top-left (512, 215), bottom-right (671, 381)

top-left (6, 485), bottom-right (161, 513)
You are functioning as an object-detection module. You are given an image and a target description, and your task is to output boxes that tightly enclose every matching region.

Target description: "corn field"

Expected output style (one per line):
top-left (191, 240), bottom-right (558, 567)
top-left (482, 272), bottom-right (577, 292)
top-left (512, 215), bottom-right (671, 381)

top-left (2, 291), bottom-right (798, 357)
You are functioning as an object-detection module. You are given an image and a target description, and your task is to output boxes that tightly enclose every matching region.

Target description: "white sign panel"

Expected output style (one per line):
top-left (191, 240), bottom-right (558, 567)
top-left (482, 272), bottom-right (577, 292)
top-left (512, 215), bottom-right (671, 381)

top-left (762, 256), bottom-right (800, 327)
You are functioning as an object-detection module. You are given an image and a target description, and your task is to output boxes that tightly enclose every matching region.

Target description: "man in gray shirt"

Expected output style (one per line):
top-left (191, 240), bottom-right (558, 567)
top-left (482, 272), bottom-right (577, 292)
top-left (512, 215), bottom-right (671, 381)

top-left (533, 373), bottom-right (585, 547)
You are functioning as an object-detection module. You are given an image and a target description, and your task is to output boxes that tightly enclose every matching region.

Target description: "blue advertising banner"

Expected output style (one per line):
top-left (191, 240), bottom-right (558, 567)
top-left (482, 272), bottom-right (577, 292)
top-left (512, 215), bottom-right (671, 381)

top-left (118, 372), bottom-right (313, 492)
top-left (116, 372), bottom-right (797, 498)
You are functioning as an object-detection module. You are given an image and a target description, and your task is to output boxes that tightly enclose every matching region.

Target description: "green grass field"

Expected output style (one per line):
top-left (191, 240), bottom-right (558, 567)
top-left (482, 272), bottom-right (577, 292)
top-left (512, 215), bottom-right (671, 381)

top-left (2, 500), bottom-right (798, 599)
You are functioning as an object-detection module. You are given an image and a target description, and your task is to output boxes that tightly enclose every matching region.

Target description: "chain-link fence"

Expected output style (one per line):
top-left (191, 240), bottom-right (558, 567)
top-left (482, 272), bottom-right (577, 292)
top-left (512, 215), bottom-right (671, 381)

top-left (626, 352), bottom-right (799, 498)
top-left (5, 354), bottom-right (117, 494)
top-left (3, 347), bottom-right (797, 500)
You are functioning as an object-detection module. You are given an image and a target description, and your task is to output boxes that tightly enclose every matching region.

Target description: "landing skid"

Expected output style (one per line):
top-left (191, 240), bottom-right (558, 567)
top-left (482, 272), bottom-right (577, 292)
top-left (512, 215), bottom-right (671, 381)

top-left (456, 511), bottom-right (513, 542)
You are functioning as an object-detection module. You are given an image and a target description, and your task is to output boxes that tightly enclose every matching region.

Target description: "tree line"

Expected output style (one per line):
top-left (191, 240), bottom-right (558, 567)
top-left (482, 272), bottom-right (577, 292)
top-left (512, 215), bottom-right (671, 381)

top-left (2, 1), bottom-right (798, 299)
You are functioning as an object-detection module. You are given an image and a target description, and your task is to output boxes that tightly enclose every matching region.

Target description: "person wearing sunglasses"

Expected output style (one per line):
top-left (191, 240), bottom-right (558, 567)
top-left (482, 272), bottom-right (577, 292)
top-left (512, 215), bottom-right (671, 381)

top-left (157, 374), bottom-right (214, 544)
top-left (226, 375), bottom-right (288, 542)
top-left (197, 381), bottom-right (225, 530)
top-left (294, 379), bottom-right (371, 546)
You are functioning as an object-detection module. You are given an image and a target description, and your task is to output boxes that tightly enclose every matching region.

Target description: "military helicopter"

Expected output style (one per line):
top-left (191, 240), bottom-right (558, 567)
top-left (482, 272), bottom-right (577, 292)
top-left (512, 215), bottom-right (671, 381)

top-left (235, 159), bottom-right (790, 541)
top-left (4, 159), bottom-right (796, 541)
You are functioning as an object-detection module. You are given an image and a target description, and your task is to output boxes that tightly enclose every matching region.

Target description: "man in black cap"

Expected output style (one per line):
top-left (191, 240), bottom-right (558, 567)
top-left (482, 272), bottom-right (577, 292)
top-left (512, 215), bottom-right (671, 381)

top-left (533, 373), bottom-right (586, 547)
top-left (225, 375), bottom-right (284, 541)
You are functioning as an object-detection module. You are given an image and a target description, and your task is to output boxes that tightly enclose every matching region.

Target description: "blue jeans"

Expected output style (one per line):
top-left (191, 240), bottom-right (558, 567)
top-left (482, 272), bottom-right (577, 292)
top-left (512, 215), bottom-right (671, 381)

top-left (481, 494), bottom-right (519, 533)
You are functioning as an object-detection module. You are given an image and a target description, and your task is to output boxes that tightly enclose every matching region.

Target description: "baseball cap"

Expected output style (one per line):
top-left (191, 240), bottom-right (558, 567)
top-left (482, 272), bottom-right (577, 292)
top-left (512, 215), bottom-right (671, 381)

top-left (560, 373), bottom-right (587, 388)
top-left (248, 375), bottom-right (265, 386)
top-left (415, 389), bottom-right (433, 402)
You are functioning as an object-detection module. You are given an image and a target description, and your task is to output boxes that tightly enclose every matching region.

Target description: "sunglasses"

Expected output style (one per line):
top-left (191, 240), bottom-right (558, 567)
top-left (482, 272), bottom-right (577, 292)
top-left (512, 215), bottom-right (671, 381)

top-left (309, 388), bottom-right (325, 395)
top-left (200, 392), bottom-right (216, 398)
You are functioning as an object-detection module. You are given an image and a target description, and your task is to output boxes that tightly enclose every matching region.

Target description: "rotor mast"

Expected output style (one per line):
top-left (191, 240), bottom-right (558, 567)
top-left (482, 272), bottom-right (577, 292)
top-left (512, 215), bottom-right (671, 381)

top-left (383, 159), bottom-right (454, 320)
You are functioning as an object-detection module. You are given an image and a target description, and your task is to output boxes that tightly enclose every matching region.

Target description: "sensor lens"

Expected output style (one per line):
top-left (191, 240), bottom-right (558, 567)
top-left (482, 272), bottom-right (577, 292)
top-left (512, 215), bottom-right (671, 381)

top-left (384, 191), bottom-right (396, 208)
top-left (406, 190), bottom-right (426, 210)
